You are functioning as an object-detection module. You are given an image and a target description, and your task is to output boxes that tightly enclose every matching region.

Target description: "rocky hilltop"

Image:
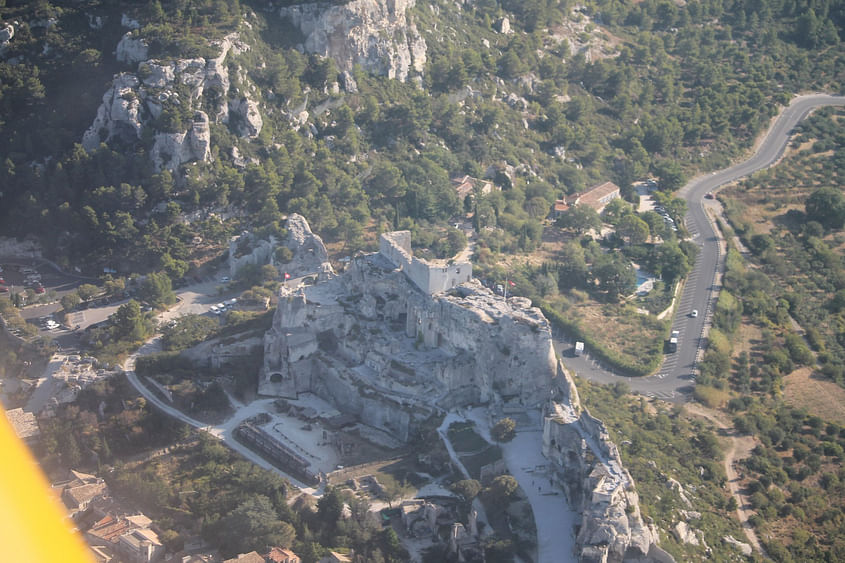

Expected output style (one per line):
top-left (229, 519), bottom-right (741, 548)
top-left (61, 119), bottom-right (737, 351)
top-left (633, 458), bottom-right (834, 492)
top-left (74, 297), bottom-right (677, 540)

top-left (279, 0), bottom-right (426, 81)
top-left (82, 31), bottom-right (260, 171)
top-left (260, 217), bottom-right (669, 561)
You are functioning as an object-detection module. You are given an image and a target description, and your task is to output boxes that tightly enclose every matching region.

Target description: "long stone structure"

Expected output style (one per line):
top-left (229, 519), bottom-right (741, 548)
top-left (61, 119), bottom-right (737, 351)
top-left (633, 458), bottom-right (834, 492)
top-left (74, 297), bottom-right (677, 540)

top-left (259, 219), bottom-right (667, 562)
top-left (379, 231), bottom-right (472, 295)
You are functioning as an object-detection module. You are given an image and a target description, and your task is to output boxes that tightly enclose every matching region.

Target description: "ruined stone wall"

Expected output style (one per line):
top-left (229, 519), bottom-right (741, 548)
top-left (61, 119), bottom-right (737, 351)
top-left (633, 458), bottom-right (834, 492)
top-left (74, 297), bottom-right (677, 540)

top-left (379, 232), bottom-right (472, 295)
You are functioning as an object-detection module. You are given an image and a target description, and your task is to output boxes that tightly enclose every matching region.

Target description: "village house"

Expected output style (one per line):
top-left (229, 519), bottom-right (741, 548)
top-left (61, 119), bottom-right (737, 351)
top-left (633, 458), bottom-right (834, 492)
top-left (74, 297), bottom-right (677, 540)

top-left (224, 552), bottom-right (266, 563)
top-left (318, 551), bottom-right (352, 563)
top-left (266, 547), bottom-right (301, 563)
top-left (574, 181), bottom-right (621, 214)
top-left (82, 506), bottom-right (163, 563)
top-left (52, 469), bottom-right (109, 518)
top-left (4, 407), bottom-right (40, 446)
top-left (551, 181), bottom-right (622, 219)
top-left (450, 175), bottom-right (496, 201)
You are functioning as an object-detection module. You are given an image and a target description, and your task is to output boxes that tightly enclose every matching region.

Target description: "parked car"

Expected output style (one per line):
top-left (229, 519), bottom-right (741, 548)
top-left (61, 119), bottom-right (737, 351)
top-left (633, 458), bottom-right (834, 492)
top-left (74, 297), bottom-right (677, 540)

top-left (34, 286), bottom-right (46, 294)
top-left (220, 276), bottom-right (230, 283)
top-left (705, 192), bottom-right (715, 199)
top-left (0, 287), bottom-right (9, 293)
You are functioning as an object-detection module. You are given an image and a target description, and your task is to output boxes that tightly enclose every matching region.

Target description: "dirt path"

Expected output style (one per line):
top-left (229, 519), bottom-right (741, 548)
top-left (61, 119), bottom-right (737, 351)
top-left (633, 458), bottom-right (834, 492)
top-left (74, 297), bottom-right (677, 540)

top-left (684, 403), bottom-right (767, 557)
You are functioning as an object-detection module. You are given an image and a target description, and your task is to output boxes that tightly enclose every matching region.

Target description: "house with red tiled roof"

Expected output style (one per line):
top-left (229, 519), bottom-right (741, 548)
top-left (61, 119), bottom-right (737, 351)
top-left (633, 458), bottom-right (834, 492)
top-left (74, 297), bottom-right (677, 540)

top-left (573, 181), bottom-right (620, 214)
top-left (550, 198), bottom-right (571, 219)
top-left (266, 547), bottom-right (301, 563)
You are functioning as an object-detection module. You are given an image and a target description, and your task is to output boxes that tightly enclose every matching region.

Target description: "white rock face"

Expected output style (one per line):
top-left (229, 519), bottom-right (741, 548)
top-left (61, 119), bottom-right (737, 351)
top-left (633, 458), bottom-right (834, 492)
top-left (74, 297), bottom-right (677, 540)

top-left (82, 32), bottom-right (257, 170)
top-left (673, 521), bottom-right (699, 546)
top-left (228, 97), bottom-right (263, 138)
top-left (150, 111), bottom-right (211, 172)
top-left (279, 0), bottom-right (426, 82)
top-left (723, 535), bottom-right (752, 556)
top-left (82, 74), bottom-right (143, 151)
top-left (280, 213), bottom-right (332, 278)
top-left (261, 223), bottom-right (554, 434)
top-left (115, 32), bottom-right (148, 64)
top-left (0, 23), bottom-right (15, 47)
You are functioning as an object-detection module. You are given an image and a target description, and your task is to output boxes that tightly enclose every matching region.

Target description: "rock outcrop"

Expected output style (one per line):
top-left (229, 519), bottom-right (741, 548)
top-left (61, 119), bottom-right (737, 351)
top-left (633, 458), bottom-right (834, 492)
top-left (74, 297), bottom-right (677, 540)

top-left (83, 33), bottom-right (258, 171)
top-left (279, 0), bottom-right (426, 82)
top-left (0, 23), bottom-right (14, 53)
top-left (82, 74), bottom-right (143, 150)
top-left (150, 111), bottom-right (211, 171)
top-left (722, 535), bottom-right (752, 556)
top-left (261, 226), bottom-right (554, 439)
top-left (278, 213), bottom-right (333, 279)
top-left (115, 31), bottom-right (148, 64)
top-left (542, 365), bottom-right (668, 562)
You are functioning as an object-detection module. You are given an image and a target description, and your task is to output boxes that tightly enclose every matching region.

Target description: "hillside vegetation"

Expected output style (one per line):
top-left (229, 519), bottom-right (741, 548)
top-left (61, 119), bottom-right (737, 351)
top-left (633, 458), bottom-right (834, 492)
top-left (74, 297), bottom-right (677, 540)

top-left (698, 108), bottom-right (845, 561)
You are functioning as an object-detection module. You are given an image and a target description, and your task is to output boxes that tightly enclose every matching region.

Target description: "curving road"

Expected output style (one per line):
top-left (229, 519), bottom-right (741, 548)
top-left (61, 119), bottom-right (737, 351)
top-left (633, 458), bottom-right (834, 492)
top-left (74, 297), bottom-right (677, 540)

top-left (557, 94), bottom-right (845, 401)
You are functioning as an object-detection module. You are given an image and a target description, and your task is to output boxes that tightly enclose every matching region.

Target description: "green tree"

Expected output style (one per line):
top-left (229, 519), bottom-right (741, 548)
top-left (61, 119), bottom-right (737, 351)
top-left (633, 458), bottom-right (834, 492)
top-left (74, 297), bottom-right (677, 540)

top-left (654, 160), bottom-right (685, 192)
top-left (113, 300), bottom-right (148, 342)
top-left (616, 214), bottom-right (650, 245)
top-left (805, 187), bottom-right (845, 230)
top-left (451, 479), bottom-right (482, 505)
top-left (61, 292), bottom-right (81, 312)
top-left (217, 495), bottom-right (295, 557)
top-left (139, 272), bottom-right (175, 309)
top-left (77, 283), bottom-right (100, 301)
top-left (593, 253), bottom-right (637, 300)
top-left (491, 417), bottom-right (517, 442)
top-left (557, 204), bottom-right (601, 234)
top-left (602, 198), bottom-right (633, 225)
top-left (316, 486), bottom-right (343, 528)
top-left (484, 475), bottom-right (519, 509)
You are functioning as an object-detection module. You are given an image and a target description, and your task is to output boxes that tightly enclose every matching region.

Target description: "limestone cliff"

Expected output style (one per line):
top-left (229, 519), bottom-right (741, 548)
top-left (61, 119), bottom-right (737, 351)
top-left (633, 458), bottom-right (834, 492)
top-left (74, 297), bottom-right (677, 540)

top-left (279, 0), bottom-right (426, 82)
top-left (543, 368), bottom-right (670, 563)
top-left (261, 227), bottom-right (555, 437)
top-left (259, 220), bottom-right (664, 561)
top-left (82, 33), bottom-right (260, 171)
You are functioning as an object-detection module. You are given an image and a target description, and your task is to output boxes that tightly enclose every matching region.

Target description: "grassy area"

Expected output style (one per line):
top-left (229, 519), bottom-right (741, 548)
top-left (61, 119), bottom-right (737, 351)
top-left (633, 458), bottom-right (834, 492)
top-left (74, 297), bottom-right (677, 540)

top-left (447, 421), bottom-right (503, 480)
top-left (783, 367), bottom-right (845, 427)
top-left (543, 297), bottom-right (666, 376)
top-left (447, 421), bottom-right (489, 453)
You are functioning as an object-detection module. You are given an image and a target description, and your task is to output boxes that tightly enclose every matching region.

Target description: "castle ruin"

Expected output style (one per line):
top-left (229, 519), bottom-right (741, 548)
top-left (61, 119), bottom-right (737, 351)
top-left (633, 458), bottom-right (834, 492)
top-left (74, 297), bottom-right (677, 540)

top-left (257, 221), bottom-right (668, 562)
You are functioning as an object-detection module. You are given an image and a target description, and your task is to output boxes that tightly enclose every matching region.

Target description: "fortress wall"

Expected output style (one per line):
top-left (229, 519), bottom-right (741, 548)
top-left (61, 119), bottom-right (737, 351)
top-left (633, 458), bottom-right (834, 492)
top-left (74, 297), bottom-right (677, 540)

top-left (380, 231), bottom-right (472, 295)
top-left (425, 262), bottom-right (472, 294)
top-left (379, 231), bottom-right (412, 268)
top-left (579, 410), bottom-right (614, 460)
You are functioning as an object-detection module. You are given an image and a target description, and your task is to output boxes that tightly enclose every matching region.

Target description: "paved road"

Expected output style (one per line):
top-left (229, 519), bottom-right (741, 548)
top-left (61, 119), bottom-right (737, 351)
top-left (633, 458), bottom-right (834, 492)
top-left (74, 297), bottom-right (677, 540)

top-left (558, 94), bottom-right (845, 401)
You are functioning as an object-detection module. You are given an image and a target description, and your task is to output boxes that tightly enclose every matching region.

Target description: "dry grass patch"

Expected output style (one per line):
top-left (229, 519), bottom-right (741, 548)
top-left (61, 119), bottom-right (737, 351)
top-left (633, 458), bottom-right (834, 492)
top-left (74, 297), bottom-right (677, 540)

top-left (565, 299), bottom-right (664, 365)
top-left (783, 367), bottom-right (845, 426)
top-left (732, 319), bottom-right (763, 361)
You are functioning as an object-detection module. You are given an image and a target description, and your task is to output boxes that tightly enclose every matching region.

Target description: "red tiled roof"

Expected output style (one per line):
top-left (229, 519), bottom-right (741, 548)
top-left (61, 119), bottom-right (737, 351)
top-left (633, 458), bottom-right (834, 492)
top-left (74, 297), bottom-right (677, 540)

top-left (267, 546), bottom-right (300, 562)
